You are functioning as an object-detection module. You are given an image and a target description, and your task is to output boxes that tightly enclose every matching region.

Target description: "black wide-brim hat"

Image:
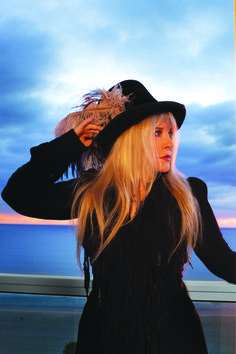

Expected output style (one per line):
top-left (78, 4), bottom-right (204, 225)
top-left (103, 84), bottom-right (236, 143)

top-left (96, 80), bottom-right (186, 157)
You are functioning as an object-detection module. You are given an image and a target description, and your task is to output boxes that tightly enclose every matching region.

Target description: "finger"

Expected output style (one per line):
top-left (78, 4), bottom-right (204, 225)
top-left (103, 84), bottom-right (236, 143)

top-left (79, 116), bottom-right (95, 129)
top-left (74, 117), bottom-right (95, 136)
top-left (85, 124), bottom-right (103, 131)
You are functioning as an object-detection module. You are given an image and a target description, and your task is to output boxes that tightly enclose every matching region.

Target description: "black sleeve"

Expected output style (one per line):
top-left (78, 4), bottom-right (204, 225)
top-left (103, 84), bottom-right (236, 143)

top-left (1, 130), bottom-right (87, 220)
top-left (188, 177), bottom-right (236, 284)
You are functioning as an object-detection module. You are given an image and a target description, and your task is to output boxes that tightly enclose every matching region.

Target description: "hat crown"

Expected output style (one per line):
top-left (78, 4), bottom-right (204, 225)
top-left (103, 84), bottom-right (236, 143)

top-left (111, 80), bottom-right (157, 109)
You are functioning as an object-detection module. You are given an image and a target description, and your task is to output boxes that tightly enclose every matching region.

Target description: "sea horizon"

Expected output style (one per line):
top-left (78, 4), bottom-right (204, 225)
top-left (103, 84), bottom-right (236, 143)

top-left (0, 224), bottom-right (235, 281)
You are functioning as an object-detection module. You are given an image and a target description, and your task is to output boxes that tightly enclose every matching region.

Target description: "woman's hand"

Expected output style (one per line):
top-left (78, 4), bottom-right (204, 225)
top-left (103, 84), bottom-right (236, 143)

top-left (74, 117), bottom-right (103, 147)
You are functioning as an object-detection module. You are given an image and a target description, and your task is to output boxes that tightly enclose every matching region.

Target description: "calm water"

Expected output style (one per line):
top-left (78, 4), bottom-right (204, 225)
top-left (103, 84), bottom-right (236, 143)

top-left (0, 224), bottom-right (235, 281)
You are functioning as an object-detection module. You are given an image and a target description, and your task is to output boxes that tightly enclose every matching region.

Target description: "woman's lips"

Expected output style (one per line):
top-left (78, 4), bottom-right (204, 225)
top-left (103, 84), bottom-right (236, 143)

top-left (160, 155), bottom-right (171, 161)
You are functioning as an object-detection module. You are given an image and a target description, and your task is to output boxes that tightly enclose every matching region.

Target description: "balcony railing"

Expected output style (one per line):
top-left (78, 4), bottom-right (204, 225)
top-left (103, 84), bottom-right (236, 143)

top-left (0, 273), bottom-right (236, 301)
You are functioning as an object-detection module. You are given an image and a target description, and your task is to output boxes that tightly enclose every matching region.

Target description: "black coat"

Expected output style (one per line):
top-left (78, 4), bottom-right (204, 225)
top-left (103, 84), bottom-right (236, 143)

top-left (2, 129), bottom-right (236, 354)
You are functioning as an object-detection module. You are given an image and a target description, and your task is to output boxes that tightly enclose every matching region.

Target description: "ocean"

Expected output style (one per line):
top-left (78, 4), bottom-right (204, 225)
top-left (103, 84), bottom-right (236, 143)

top-left (0, 224), bottom-right (235, 281)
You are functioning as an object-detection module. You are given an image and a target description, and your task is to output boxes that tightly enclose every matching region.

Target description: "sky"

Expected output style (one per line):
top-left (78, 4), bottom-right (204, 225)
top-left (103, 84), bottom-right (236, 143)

top-left (0, 0), bottom-right (235, 227)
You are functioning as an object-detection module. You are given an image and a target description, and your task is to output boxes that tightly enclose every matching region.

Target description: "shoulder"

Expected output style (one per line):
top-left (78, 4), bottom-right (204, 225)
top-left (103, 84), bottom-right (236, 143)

top-left (187, 177), bottom-right (208, 201)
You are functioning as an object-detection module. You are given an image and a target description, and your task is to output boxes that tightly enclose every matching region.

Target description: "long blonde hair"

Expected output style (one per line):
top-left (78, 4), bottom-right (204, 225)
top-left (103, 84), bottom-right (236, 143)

top-left (72, 113), bottom-right (201, 264)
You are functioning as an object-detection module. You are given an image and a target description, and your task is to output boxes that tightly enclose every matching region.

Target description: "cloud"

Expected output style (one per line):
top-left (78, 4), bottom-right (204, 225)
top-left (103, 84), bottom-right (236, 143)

top-left (175, 101), bottom-right (236, 215)
top-left (0, 19), bottom-right (56, 92)
top-left (0, 18), bottom-right (58, 129)
top-left (177, 100), bottom-right (236, 187)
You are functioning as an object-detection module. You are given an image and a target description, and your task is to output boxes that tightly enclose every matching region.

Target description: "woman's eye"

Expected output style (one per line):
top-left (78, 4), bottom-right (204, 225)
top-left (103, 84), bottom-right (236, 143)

top-left (155, 130), bottom-right (161, 137)
top-left (168, 131), bottom-right (173, 138)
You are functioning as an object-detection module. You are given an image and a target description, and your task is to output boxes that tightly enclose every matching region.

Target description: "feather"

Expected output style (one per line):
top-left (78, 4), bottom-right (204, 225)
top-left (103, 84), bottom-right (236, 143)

top-left (54, 84), bottom-right (131, 137)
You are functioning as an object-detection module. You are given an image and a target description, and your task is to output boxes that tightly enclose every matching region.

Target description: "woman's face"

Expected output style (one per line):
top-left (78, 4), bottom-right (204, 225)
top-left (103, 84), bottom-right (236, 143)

top-left (155, 119), bottom-right (176, 172)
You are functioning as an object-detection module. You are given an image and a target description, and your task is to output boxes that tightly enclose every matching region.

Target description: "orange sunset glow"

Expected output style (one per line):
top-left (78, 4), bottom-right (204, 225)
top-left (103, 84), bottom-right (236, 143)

top-left (0, 212), bottom-right (235, 228)
top-left (0, 213), bottom-right (73, 226)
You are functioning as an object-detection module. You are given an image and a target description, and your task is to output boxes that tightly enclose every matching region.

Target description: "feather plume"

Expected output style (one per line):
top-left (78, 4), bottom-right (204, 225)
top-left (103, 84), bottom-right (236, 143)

top-left (54, 84), bottom-right (130, 137)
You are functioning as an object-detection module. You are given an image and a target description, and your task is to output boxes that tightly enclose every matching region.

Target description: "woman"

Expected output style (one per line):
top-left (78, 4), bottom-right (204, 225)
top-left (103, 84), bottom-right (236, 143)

top-left (2, 80), bottom-right (236, 354)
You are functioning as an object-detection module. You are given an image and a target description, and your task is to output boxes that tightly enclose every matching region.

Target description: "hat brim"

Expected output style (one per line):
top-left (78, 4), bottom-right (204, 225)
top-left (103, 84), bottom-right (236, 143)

top-left (96, 101), bottom-right (186, 157)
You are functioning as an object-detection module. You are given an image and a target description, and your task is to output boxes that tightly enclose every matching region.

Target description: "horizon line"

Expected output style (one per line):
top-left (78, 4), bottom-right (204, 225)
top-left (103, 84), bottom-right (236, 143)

top-left (0, 213), bottom-right (73, 226)
top-left (0, 213), bottom-right (236, 228)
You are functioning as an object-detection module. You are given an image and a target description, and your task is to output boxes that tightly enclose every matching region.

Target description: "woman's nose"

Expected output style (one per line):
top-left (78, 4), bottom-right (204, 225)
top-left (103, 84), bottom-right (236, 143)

top-left (163, 135), bottom-right (173, 149)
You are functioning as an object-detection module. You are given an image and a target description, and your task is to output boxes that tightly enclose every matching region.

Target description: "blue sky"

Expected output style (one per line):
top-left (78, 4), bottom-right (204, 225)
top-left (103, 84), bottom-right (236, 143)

top-left (0, 0), bottom-right (235, 224)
